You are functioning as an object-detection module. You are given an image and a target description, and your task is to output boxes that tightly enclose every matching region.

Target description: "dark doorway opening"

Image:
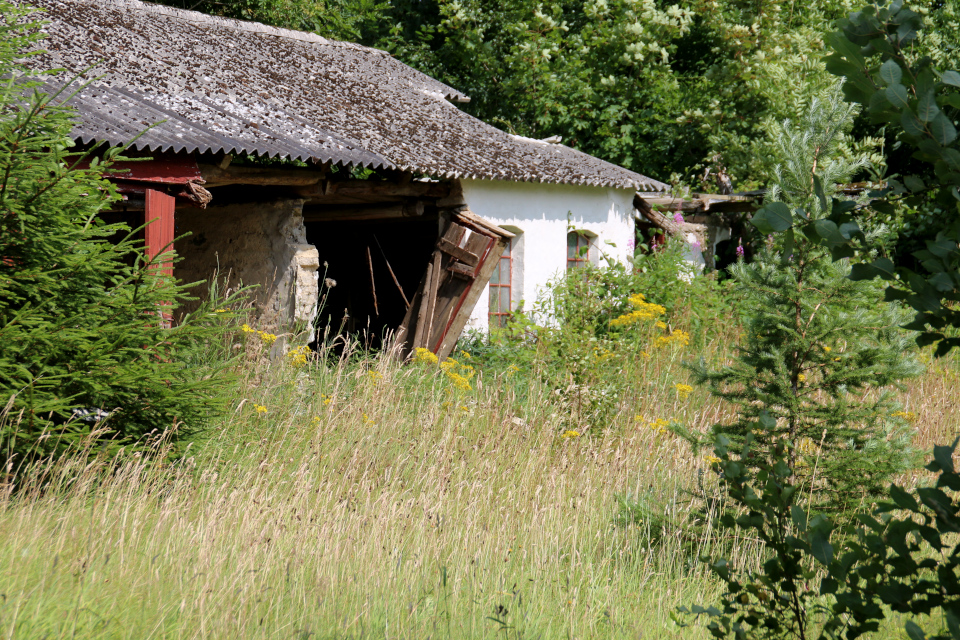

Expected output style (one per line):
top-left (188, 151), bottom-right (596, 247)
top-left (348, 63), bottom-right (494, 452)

top-left (305, 217), bottom-right (437, 349)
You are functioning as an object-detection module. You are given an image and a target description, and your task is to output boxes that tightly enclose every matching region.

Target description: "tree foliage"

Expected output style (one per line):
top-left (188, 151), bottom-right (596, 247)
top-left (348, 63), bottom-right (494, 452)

top-left (0, 5), bottom-right (238, 465)
top-left (687, 86), bottom-right (922, 517)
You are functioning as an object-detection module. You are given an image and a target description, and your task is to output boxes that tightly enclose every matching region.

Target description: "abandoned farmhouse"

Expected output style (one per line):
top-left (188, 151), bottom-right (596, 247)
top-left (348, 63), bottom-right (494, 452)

top-left (23, 0), bottom-right (670, 358)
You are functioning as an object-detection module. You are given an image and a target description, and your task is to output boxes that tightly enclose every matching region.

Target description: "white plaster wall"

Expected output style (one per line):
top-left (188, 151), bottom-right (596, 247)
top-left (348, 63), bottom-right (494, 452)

top-left (461, 179), bottom-right (636, 331)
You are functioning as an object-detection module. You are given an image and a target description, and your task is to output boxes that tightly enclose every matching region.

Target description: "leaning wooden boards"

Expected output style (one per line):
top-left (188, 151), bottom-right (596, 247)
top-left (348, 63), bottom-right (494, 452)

top-left (397, 210), bottom-right (514, 361)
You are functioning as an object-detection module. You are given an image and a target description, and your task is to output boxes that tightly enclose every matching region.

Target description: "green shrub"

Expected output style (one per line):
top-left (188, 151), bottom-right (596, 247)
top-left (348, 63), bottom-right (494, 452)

top-left (0, 9), bottom-right (241, 466)
top-left (681, 428), bottom-right (960, 640)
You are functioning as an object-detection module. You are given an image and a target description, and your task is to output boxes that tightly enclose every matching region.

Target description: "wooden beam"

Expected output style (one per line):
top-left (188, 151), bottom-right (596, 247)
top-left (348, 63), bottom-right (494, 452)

top-left (199, 164), bottom-right (324, 187)
top-left (302, 201), bottom-right (425, 222)
top-left (297, 180), bottom-right (450, 200)
top-left (438, 237), bottom-right (479, 267)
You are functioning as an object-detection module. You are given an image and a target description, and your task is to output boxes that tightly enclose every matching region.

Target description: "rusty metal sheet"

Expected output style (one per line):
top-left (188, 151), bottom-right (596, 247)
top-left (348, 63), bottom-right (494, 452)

top-left (19, 0), bottom-right (668, 191)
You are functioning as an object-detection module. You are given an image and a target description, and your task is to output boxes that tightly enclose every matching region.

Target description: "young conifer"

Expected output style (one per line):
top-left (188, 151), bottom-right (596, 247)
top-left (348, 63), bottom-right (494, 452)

top-left (0, 5), bottom-right (237, 467)
top-left (688, 85), bottom-right (923, 517)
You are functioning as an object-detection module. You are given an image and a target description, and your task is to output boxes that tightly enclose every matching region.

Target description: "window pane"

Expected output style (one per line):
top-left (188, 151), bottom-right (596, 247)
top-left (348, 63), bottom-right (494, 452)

top-left (567, 234), bottom-right (577, 259)
top-left (489, 263), bottom-right (500, 285)
top-left (502, 239), bottom-right (512, 257)
top-left (489, 288), bottom-right (500, 310)
top-left (500, 289), bottom-right (511, 312)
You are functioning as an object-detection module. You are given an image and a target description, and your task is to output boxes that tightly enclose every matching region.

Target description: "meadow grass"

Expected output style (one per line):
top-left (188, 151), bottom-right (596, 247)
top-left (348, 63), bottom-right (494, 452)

top-left (0, 315), bottom-right (956, 639)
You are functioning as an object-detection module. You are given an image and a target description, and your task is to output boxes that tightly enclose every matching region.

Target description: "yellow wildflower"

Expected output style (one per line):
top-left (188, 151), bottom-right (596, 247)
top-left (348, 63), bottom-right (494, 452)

top-left (797, 373), bottom-right (807, 383)
top-left (674, 383), bottom-right (693, 400)
top-left (460, 350), bottom-right (472, 359)
top-left (610, 293), bottom-right (666, 327)
top-left (562, 430), bottom-right (580, 439)
top-left (645, 418), bottom-right (670, 434)
top-left (891, 410), bottom-right (917, 423)
top-left (834, 357), bottom-right (841, 362)
top-left (286, 345), bottom-right (311, 367)
top-left (655, 329), bottom-right (690, 348)
top-left (441, 358), bottom-right (474, 391)
top-left (311, 416), bottom-right (321, 425)
top-left (253, 404), bottom-right (267, 415)
top-left (367, 371), bottom-right (382, 382)
top-left (413, 347), bottom-right (439, 365)
top-left (215, 308), bottom-right (227, 313)
top-left (257, 331), bottom-right (278, 345)
top-left (241, 323), bottom-right (255, 334)
top-left (823, 346), bottom-right (832, 353)
top-left (655, 321), bottom-right (668, 330)
top-left (704, 454), bottom-right (721, 465)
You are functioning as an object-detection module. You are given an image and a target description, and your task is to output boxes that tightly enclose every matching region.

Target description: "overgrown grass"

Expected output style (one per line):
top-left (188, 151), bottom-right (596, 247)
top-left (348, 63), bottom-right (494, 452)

top-left (0, 289), bottom-right (956, 639)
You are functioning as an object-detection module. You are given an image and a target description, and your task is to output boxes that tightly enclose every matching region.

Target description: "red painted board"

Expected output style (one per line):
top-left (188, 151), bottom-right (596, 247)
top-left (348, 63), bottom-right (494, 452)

top-left (77, 153), bottom-right (202, 184)
top-left (144, 188), bottom-right (175, 278)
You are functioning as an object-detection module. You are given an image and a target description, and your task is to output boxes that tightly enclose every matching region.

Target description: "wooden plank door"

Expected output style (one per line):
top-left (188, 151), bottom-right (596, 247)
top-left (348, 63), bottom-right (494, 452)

top-left (397, 210), bottom-right (514, 360)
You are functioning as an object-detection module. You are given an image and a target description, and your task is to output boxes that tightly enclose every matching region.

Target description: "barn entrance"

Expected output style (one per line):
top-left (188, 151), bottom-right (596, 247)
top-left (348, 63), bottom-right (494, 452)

top-left (304, 208), bottom-right (513, 358)
top-left (304, 216), bottom-right (437, 349)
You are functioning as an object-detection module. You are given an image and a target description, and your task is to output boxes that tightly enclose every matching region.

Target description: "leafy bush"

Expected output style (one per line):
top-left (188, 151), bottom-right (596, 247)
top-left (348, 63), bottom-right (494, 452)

top-left (0, 10), bottom-right (240, 466)
top-left (681, 427), bottom-right (960, 640)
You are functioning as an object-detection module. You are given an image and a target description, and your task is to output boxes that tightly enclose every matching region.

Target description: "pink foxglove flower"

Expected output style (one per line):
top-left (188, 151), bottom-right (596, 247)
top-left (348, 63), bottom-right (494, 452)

top-left (736, 238), bottom-right (744, 258)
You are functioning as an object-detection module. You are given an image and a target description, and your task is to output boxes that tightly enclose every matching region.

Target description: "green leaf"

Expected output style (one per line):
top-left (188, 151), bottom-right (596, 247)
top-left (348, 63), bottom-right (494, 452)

top-left (809, 530), bottom-right (834, 565)
top-left (790, 505), bottom-right (807, 530)
top-left (814, 219), bottom-right (846, 245)
top-left (931, 113), bottom-right (958, 146)
top-left (917, 90), bottom-right (940, 123)
top-left (850, 257), bottom-right (897, 281)
top-left (879, 59), bottom-right (902, 85)
top-left (904, 175), bottom-right (926, 191)
top-left (886, 84), bottom-right (910, 109)
top-left (827, 31), bottom-right (867, 65)
top-left (889, 484), bottom-right (919, 511)
top-left (905, 620), bottom-right (927, 640)
top-left (901, 109), bottom-right (926, 137)
top-left (942, 70), bottom-right (960, 88)
top-left (751, 202), bottom-right (793, 234)
top-left (947, 608), bottom-right (960, 640)
top-left (813, 175), bottom-right (828, 213)
top-left (933, 443), bottom-right (956, 474)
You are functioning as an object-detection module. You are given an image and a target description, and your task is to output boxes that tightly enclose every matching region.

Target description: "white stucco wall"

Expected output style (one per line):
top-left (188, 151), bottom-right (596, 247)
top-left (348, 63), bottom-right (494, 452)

top-left (461, 179), bottom-right (637, 331)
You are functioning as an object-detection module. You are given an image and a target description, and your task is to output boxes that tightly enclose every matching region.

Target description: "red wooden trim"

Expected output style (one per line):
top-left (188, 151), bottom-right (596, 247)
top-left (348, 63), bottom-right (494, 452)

top-left (77, 153), bottom-right (202, 184)
top-left (432, 235), bottom-right (496, 353)
top-left (488, 238), bottom-right (513, 327)
top-left (145, 188), bottom-right (175, 277)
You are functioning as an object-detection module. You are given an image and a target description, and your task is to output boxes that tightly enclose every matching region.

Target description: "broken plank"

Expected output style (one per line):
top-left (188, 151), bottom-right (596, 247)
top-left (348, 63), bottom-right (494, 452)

top-left (438, 238), bottom-right (479, 267)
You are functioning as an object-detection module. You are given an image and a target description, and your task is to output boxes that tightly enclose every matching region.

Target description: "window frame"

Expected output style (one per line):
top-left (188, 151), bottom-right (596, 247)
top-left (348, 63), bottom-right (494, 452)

top-left (566, 231), bottom-right (595, 270)
top-left (488, 236), bottom-right (514, 329)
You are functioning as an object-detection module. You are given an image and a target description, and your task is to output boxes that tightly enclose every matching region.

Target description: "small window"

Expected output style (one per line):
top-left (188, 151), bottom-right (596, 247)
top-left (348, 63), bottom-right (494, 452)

top-left (489, 237), bottom-right (513, 328)
top-left (567, 231), bottom-right (594, 270)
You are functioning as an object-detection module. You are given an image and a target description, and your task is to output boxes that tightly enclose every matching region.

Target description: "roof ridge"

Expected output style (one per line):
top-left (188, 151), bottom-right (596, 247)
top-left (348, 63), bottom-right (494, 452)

top-left (79, 0), bottom-right (388, 55)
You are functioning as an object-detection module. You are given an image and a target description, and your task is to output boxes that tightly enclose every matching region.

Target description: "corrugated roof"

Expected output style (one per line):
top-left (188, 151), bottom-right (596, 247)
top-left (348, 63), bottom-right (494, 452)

top-left (21, 0), bottom-right (668, 191)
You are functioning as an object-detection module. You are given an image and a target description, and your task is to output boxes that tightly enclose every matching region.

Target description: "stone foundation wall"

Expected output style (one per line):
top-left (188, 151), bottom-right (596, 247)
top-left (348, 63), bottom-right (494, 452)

top-left (174, 198), bottom-right (319, 331)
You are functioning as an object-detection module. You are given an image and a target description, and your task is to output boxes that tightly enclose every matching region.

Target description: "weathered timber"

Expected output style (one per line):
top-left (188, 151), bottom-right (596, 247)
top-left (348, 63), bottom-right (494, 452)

top-left (438, 237), bottom-right (479, 267)
top-left (456, 209), bottom-right (515, 238)
top-left (199, 164), bottom-right (324, 187)
top-left (302, 201), bottom-right (425, 222)
top-left (297, 180), bottom-right (451, 200)
top-left (366, 245), bottom-right (379, 317)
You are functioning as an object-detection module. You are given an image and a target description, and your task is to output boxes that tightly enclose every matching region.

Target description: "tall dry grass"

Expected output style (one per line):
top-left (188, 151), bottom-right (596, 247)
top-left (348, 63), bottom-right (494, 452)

top-left (0, 318), bottom-right (956, 639)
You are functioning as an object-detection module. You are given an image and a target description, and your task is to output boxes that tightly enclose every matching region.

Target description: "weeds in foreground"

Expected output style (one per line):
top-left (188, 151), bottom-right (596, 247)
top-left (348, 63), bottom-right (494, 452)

top-left (0, 279), bottom-right (956, 638)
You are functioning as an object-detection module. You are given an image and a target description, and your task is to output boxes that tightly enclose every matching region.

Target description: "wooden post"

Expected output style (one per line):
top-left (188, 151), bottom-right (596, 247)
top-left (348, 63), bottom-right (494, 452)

top-left (144, 189), bottom-right (175, 277)
top-left (144, 188), bottom-right (176, 326)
